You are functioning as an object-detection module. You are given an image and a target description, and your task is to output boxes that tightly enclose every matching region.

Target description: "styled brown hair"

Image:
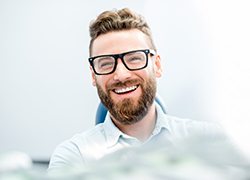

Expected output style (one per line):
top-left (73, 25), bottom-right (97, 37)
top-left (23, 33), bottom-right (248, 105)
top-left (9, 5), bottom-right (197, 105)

top-left (89, 8), bottom-right (156, 56)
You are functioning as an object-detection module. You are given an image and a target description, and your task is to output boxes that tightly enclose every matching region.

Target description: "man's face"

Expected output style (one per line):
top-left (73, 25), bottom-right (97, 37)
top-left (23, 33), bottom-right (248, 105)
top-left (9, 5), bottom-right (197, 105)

top-left (90, 29), bottom-right (162, 125)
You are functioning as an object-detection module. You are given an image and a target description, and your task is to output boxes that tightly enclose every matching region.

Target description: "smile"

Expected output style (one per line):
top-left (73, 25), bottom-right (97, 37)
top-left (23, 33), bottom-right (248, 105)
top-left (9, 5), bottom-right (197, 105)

top-left (113, 85), bottom-right (139, 94)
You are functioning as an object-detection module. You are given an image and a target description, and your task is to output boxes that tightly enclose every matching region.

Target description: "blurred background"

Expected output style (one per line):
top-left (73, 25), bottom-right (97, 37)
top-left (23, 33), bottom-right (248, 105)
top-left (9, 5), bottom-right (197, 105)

top-left (0, 0), bottom-right (249, 166)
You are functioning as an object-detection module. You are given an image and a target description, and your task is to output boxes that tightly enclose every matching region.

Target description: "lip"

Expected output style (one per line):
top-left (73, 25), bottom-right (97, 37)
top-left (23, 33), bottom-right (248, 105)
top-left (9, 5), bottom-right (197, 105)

top-left (113, 85), bottom-right (139, 94)
top-left (107, 79), bottom-right (142, 99)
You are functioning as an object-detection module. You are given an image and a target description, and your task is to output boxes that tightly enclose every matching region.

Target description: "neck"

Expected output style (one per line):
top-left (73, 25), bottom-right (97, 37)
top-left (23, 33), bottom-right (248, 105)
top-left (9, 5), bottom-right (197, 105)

top-left (111, 104), bottom-right (157, 142)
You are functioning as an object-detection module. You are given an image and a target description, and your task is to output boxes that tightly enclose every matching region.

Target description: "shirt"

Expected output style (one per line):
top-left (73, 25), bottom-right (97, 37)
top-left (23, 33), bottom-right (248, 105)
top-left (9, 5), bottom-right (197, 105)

top-left (48, 103), bottom-right (221, 173)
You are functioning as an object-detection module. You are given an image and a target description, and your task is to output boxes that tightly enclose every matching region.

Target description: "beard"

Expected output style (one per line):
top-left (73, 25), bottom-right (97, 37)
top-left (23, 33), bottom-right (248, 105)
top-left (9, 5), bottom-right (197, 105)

top-left (96, 76), bottom-right (157, 125)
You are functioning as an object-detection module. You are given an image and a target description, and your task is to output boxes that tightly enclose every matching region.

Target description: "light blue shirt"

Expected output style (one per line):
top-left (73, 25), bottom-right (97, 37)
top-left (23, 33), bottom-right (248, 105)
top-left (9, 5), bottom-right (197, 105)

top-left (48, 104), bottom-right (220, 173)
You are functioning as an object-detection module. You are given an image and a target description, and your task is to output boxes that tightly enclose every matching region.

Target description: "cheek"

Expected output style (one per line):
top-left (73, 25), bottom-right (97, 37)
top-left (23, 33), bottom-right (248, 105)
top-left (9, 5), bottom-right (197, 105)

top-left (132, 69), bottom-right (152, 83)
top-left (144, 66), bottom-right (156, 77)
top-left (95, 77), bottom-right (109, 90)
top-left (149, 63), bottom-right (161, 78)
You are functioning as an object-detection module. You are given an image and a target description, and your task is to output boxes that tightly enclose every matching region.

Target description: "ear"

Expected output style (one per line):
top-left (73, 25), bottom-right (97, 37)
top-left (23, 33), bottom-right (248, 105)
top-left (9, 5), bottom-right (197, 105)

top-left (154, 54), bottom-right (163, 78)
top-left (90, 66), bottom-right (97, 86)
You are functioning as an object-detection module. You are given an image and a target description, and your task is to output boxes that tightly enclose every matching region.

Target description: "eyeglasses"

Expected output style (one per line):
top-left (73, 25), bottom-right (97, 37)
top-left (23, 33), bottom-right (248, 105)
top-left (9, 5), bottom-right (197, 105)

top-left (89, 49), bottom-right (155, 75)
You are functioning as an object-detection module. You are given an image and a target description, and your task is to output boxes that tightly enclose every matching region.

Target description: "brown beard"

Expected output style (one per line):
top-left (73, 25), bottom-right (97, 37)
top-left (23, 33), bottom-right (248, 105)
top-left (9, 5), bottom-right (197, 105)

top-left (96, 76), bottom-right (157, 125)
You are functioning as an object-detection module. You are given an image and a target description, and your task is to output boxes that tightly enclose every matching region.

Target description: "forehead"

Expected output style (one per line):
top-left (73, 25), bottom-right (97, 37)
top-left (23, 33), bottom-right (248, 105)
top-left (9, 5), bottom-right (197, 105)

top-left (91, 29), bottom-right (151, 56)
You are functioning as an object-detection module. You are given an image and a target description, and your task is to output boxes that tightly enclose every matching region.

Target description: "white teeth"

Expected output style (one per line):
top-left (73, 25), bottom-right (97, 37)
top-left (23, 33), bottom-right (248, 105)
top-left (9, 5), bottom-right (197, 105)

top-left (115, 85), bottom-right (137, 94)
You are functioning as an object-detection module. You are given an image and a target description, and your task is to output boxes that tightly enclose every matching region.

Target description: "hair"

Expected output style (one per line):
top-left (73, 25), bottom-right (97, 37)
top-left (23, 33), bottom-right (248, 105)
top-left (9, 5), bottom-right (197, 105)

top-left (89, 8), bottom-right (156, 56)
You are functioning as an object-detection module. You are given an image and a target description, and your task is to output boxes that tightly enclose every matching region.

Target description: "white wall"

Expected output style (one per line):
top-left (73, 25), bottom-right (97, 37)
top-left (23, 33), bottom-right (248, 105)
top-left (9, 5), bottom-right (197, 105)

top-left (1, 0), bottom-right (249, 160)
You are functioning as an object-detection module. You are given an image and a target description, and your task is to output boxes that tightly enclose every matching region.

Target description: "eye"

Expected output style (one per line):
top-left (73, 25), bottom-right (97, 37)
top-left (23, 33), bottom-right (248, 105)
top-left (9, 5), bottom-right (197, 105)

top-left (125, 53), bottom-right (145, 64)
top-left (100, 61), bottom-right (114, 68)
top-left (129, 56), bottom-right (143, 61)
top-left (96, 57), bottom-right (115, 69)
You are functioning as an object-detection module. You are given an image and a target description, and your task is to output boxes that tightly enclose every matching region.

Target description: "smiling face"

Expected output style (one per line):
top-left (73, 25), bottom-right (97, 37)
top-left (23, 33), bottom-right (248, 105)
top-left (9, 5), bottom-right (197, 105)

top-left (90, 29), bottom-right (162, 125)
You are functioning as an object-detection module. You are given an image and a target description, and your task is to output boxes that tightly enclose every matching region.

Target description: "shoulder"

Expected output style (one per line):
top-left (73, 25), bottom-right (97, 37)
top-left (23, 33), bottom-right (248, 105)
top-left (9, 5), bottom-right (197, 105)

top-left (55, 123), bottom-right (106, 152)
top-left (71, 123), bottom-right (106, 145)
top-left (48, 124), bottom-right (106, 173)
top-left (163, 114), bottom-right (223, 138)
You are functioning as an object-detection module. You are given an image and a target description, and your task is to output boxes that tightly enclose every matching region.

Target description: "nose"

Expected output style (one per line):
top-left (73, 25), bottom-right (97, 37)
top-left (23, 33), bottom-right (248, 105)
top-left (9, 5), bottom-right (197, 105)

top-left (113, 58), bottom-right (132, 81)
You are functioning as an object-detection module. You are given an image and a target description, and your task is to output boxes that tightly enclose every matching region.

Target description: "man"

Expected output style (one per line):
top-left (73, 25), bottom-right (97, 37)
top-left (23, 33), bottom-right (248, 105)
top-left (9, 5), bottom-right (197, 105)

top-left (48, 8), bottom-right (220, 173)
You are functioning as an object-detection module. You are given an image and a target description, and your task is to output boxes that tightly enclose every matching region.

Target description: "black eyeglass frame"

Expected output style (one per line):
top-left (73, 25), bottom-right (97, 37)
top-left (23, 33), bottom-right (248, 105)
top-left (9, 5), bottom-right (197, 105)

top-left (88, 49), bottom-right (155, 75)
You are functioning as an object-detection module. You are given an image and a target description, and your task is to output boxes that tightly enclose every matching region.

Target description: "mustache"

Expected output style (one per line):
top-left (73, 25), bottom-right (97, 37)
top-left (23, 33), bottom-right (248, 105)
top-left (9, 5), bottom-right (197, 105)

top-left (107, 79), bottom-right (142, 90)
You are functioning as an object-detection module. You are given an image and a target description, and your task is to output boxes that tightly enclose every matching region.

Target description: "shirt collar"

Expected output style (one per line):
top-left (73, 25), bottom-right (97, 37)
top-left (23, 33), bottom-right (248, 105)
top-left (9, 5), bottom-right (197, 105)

top-left (151, 103), bottom-right (171, 136)
top-left (103, 113), bottom-right (122, 147)
top-left (103, 113), bottom-right (138, 147)
top-left (103, 103), bottom-right (171, 147)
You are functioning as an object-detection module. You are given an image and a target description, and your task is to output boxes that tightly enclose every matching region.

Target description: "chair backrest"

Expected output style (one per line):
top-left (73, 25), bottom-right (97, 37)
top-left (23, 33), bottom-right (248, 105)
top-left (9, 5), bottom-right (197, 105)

top-left (95, 94), bottom-right (167, 124)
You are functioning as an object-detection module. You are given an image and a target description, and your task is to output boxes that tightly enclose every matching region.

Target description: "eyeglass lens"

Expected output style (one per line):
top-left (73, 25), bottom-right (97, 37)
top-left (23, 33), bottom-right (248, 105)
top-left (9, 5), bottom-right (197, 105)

top-left (93, 51), bottom-right (147, 74)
